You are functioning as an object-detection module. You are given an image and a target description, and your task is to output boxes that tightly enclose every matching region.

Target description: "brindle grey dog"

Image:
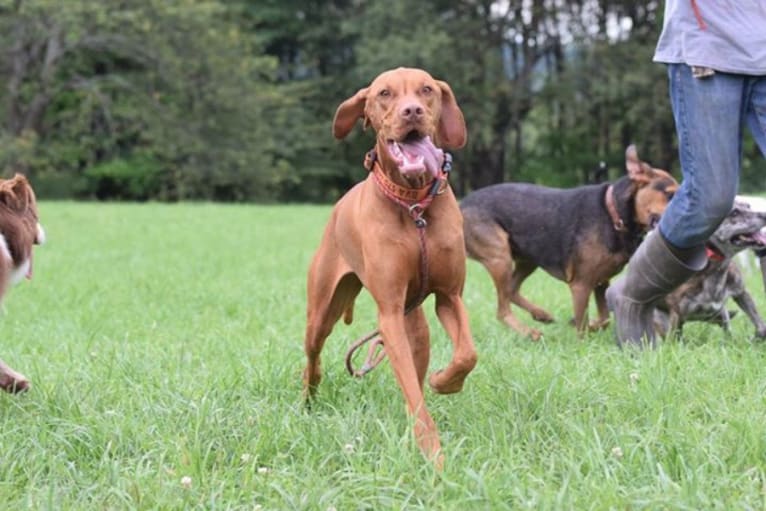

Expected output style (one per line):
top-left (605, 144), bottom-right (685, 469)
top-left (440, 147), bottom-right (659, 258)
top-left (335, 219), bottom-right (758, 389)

top-left (655, 199), bottom-right (766, 339)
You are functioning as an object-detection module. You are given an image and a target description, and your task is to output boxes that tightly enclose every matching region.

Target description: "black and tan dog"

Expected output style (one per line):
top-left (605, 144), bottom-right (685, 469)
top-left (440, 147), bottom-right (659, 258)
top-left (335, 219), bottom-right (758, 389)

top-left (655, 199), bottom-right (766, 339)
top-left (461, 145), bottom-right (678, 339)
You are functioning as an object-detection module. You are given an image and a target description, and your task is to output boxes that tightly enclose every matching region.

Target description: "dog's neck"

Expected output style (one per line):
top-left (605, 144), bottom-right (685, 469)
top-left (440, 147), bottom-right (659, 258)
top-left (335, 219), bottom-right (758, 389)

top-left (364, 146), bottom-right (442, 200)
top-left (605, 185), bottom-right (627, 232)
top-left (370, 160), bottom-right (440, 204)
top-left (705, 243), bottom-right (727, 263)
top-left (609, 178), bottom-right (643, 234)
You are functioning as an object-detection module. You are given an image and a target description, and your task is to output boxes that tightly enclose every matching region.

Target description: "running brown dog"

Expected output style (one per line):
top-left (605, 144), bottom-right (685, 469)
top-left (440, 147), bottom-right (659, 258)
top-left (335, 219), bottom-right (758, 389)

top-left (461, 146), bottom-right (678, 339)
top-left (302, 68), bottom-right (477, 466)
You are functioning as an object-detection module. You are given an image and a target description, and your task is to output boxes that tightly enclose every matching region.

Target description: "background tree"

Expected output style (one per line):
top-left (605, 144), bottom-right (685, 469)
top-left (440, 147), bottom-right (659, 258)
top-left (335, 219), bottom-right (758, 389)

top-left (1, 0), bottom-right (764, 201)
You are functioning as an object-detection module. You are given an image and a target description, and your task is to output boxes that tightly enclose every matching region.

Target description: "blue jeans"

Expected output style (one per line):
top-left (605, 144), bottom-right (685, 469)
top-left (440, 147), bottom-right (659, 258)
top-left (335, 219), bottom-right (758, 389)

top-left (658, 64), bottom-right (766, 249)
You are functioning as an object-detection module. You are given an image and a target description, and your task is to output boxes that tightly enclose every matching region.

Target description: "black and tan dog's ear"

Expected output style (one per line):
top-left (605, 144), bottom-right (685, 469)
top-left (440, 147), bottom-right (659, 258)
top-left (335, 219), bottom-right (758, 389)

top-left (333, 87), bottom-right (369, 140)
top-left (625, 144), bottom-right (654, 183)
top-left (435, 80), bottom-right (467, 149)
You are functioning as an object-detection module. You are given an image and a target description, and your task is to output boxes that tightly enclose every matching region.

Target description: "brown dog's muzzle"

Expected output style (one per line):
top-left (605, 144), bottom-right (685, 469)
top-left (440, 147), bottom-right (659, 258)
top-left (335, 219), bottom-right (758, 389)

top-left (379, 99), bottom-right (444, 179)
top-left (399, 101), bottom-right (425, 124)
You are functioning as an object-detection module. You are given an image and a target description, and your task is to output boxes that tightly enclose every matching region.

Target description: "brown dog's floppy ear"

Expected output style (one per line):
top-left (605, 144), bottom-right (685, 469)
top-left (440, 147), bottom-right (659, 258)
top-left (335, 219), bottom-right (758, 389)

top-left (333, 87), bottom-right (369, 140)
top-left (625, 144), bottom-right (654, 184)
top-left (0, 174), bottom-right (32, 211)
top-left (435, 80), bottom-right (467, 149)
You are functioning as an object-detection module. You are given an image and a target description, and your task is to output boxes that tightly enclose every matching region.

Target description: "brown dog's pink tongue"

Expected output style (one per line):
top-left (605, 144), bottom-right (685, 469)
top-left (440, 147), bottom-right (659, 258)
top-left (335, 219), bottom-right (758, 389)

top-left (396, 136), bottom-right (445, 178)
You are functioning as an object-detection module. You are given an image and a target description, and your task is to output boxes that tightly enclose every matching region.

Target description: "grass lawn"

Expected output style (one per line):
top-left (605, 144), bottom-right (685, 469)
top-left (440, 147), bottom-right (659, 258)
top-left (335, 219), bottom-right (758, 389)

top-left (2, 201), bottom-right (766, 510)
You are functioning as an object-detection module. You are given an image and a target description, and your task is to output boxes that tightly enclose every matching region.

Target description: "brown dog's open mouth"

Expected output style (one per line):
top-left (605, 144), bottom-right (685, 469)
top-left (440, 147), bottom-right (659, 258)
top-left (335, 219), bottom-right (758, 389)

top-left (386, 135), bottom-right (445, 178)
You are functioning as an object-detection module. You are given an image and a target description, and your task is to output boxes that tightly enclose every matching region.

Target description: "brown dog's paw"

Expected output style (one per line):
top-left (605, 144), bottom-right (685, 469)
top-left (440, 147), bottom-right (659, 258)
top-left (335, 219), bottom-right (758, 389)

top-left (428, 369), bottom-right (466, 395)
top-left (301, 367), bottom-right (322, 402)
top-left (0, 376), bottom-right (30, 394)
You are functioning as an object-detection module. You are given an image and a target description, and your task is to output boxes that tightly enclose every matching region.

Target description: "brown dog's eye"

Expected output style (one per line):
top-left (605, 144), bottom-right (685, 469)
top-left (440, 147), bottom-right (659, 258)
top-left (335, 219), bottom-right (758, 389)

top-left (422, 85), bottom-right (433, 94)
top-left (379, 89), bottom-right (390, 97)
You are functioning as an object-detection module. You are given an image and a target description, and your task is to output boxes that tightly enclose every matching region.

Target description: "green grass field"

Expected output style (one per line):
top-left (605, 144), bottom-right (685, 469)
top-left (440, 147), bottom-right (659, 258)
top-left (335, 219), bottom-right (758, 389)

top-left (2, 202), bottom-right (766, 510)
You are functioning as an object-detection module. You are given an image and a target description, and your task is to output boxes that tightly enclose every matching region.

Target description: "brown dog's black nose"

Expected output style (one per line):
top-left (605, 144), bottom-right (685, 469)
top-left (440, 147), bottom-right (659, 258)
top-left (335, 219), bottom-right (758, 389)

top-left (400, 102), bottom-right (424, 121)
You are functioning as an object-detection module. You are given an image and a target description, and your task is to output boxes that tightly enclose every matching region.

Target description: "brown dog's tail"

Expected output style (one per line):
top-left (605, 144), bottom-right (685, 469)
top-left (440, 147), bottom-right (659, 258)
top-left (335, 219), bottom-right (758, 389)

top-left (343, 304), bottom-right (354, 324)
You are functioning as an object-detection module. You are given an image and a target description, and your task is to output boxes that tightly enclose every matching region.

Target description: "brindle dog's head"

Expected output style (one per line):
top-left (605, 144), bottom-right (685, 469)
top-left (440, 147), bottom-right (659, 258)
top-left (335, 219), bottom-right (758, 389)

top-left (707, 200), bottom-right (766, 259)
top-left (332, 68), bottom-right (466, 183)
top-left (625, 145), bottom-right (678, 231)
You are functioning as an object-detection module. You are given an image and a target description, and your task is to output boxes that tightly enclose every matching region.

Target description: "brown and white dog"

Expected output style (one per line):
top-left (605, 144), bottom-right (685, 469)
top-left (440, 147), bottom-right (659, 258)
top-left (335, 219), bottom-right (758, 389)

top-left (0, 174), bottom-right (45, 393)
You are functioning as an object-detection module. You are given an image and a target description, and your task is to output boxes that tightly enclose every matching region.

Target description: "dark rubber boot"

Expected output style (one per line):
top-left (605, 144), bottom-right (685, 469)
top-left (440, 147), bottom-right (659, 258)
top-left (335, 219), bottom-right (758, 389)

top-left (606, 232), bottom-right (706, 349)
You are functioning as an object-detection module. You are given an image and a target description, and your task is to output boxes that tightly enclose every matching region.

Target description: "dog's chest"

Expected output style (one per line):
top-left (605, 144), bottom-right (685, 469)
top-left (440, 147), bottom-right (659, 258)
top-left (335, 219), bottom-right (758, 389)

top-left (678, 265), bottom-right (731, 320)
top-left (0, 234), bottom-right (27, 283)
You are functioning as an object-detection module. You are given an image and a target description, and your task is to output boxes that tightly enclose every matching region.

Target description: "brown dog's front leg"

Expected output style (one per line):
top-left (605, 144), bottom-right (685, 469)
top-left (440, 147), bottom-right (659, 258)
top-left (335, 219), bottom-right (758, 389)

top-left (404, 306), bottom-right (431, 389)
top-left (430, 293), bottom-right (477, 394)
top-left (378, 309), bottom-right (442, 466)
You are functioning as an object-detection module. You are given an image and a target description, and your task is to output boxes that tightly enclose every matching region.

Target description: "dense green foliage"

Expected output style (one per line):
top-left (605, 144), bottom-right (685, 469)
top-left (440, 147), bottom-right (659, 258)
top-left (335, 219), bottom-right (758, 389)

top-left (3, 202), bottom-right (766, 508)
top-left (1, 1), bottom-right (764, 201)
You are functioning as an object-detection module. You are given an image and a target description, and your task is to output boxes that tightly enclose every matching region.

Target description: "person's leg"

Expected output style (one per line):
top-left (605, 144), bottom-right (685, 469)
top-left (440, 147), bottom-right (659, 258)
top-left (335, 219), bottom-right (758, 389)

top-left (659, 66), bottom-right (745, 249)
top-left (745, 76), bottom-right (766, 297)
top-left (745, 76), bottom-right (766, 156)
top-left (608, 65), bottom-right (745, 348)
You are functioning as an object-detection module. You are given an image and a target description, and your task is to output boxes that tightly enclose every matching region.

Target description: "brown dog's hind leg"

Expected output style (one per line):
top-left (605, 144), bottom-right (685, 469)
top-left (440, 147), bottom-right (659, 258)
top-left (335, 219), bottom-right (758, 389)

top-left (463, 216), bottom-right (541, 340)
top-left (429, 292), bottom-right (478, 394)
top-left (303, 270), bottom-right (362, 398)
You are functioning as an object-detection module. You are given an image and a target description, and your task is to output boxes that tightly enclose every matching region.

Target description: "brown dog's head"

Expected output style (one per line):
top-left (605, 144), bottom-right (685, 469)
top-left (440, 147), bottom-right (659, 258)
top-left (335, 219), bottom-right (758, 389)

top-left (0, 173), bottom-right (45, 282)
top-left (332, 67), bottom-right (466, 180)
top-left (624, 145), bottom-right (678, 230)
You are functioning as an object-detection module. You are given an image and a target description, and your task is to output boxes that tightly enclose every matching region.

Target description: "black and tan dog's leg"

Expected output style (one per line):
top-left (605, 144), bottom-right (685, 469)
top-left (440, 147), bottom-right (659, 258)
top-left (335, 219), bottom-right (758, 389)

top-left (568, 281), bottom-right (593, 335)
top-left (509, 261), bottom-right (554, 323)
top-left (589, 282), bottom-right (611, 331)
top-left (429, 292), bottom-right (477, 394)
top-left (464, 218), bottom-right (541, 340)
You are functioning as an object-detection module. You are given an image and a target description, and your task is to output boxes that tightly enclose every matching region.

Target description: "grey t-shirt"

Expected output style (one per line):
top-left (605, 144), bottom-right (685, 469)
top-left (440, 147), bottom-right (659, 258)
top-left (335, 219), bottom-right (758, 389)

top-left (653, 0), bottom-right (766, 75)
